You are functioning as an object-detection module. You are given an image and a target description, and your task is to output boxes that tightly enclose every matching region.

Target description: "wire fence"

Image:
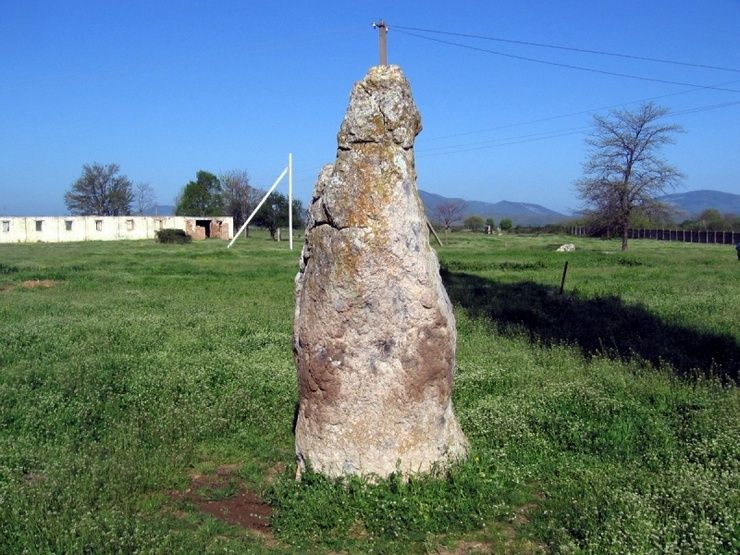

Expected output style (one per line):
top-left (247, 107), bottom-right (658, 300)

top-left (570, 226), bottom-right (740, 245)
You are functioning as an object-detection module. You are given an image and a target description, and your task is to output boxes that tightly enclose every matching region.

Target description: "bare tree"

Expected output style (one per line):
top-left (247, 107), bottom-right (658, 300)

top-left (65, 163), bottom-right (133, 216)
top-left (221, 170), bottom-right (254, 236)
top-left (577, 102), bottom-right (683, 251)
top-left (434, 200), bottom-right (466, 239)
top-left (134, 182), bottom-right (157, 215)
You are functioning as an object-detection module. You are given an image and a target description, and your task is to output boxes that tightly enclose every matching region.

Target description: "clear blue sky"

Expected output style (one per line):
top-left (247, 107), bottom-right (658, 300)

top-left (2, 0), bottom-right (739, 216)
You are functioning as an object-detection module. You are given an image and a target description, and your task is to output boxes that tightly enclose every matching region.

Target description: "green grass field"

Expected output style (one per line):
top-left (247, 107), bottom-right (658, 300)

top-left (1, 232), bottom-right (738, 553)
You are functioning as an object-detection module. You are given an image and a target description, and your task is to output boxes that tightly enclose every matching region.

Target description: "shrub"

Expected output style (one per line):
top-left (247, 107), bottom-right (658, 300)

top-left (155, 228), bottom-right (191, 244)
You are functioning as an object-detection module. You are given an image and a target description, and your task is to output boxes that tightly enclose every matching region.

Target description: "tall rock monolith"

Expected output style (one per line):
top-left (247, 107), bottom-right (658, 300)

top-left (293, 65), bottom-right (468, 478)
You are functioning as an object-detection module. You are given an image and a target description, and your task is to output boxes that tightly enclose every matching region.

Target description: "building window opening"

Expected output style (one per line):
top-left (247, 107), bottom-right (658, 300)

top-left (65, 220), bottom-right (73, 231)
top-left (35, 220), bottom-right (43, 232)
top-left (195, 219), bottom-right (212, 238)
top-left (2, 221), bottom-right (9, 233)
top-left (126, 219), bottom-right (134, 231)
top-left (95, 220), bottom-right (103, 231)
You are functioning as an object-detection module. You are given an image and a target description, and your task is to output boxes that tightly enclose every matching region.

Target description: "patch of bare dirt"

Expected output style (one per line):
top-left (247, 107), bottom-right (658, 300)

top-left (510, 502), bottom-right (539, 526)
top-left (0, 283), bottom-right (12, 292)
top-left (436, 497), bottom-right (546, 554)
top-left (195, 489), bottom-right (272, 533)
top-left (21, 279), bottom-right (57, 289)
top-left (435, 540), bottom-right (492, 554)
top-left (348, 519), bottom-right (370, 540)
top-left (173, 464), bottom-right (273, 539)
top-left (264, 462), bottom-right (286, 484)
top-left (23, 472), bottom-right (46, 486)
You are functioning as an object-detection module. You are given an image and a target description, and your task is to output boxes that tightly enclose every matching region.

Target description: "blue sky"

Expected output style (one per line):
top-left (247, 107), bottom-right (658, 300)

top-left (2, 0), bottom-right (739, 216)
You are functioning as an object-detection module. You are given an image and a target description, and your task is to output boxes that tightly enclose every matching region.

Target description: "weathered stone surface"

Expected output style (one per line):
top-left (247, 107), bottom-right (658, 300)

top-left (556, 243), bottom-right (576, 252)
top-left (293, 65), bottom-right (468, 478)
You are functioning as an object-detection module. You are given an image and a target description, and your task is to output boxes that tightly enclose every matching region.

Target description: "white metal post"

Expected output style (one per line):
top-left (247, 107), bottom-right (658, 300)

top-left (227, 166), bottom-right (288, 248)
top-left (288, 153), bottom-right (293, 251)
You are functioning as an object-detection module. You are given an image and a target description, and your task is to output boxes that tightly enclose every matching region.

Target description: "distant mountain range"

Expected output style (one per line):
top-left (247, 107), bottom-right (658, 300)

top-left (657, 190), bottom-right (740, 219)
top-left (419, 190), bottom-right (568, 226)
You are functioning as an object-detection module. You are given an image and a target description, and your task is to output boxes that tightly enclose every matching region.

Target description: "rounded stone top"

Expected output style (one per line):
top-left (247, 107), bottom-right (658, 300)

top-left (337, 65), bottom-right (422, 150)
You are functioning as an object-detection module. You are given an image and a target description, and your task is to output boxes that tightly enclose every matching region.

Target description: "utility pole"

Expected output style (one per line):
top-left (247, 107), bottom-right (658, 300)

top-left (372, 20), bottom-right (388, 65)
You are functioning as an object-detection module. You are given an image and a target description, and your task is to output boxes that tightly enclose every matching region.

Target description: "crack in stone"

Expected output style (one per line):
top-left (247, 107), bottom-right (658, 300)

top-left (295, 65), bottom-right (468, 479)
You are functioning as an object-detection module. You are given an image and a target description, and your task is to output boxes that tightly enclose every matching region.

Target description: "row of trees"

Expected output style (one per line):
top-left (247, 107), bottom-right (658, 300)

top-left (580, 206), bottom-right (740, 234)
top-left (64, 164), bottom-right (303, 240)
top-left (174, 170), bottom-right (303, 240)
top-left (678, 209), bottom-right (739, 232)
top-left (64, 163), bottom-right (156, 216)
top-left (460, 216), bottom-right (513, 232)
top-left (431, 199), bottom-right (512, 234)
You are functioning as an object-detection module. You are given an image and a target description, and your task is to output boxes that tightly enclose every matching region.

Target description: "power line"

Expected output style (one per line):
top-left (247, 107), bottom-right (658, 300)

top-left (394, 29), bottom-right (740, 94)
top-left (419, 125), bottom-right (590, 155)
top-left (295, 99), bottom-right (740, 169)
top-left (418, 79), bottom-right (740, 143)
top-left (416, 128), bottom-right (586, 158)
top-left (394, 25), bottom-right (740, 74)
top-left (669, 100), bottom-right (740, 116)
top-left (415, 100), bottom-right (740, 159)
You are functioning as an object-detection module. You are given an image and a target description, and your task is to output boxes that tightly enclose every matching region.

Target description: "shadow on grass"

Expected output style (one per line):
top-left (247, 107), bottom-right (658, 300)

top-left (441, 268), bottom-right (739, 382)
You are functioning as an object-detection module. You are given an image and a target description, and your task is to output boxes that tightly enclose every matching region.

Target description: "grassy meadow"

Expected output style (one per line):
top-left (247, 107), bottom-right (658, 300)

top-left (0, 231), bottom-right (738, 553)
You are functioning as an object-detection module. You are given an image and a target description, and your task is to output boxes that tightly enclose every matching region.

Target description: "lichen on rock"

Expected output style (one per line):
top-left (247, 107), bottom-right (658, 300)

top-left (293, 65), bottom-right (468, 479)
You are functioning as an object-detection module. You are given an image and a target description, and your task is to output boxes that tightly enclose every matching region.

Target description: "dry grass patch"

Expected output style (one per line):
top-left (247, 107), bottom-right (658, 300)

top-left (21, 279), bottom-right (57, 288)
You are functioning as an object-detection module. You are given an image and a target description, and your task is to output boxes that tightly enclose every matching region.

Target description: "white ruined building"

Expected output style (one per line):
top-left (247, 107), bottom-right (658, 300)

top-left (0, 216), bottom-right (233, 244)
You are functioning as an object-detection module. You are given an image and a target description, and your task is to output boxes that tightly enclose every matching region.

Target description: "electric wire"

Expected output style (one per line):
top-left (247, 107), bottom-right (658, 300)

top-left (295, 99), bottom-right (740, 172)
top-left (419, 125), bottom-right (590, 155)
top-left (415, 100), bottom-right (740, 158)
top-left (416, 129), bottom-right (587, 158)
top-left (393, 25), bottom-right (740, 74)
top-left (418, 79), bottom-right (740, 143)
top-left (669, 99), bottom-right (740, 116)
top-left (393, 29), bottom-right (740, 94)
top-left (273, 26), bottom-right (740, 181)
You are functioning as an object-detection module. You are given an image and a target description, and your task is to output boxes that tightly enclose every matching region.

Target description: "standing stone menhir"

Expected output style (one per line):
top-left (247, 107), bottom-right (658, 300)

top-left (293, 65), bottom-right (468, 478)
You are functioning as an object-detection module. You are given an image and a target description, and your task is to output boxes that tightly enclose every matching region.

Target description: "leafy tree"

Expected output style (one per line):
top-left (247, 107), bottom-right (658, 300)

top-left (680, 211), bottom-right (739, 232)
top-left (292, 199), bottom-right (306, 230)
top-left (65, 163), bottom-right (133, 215)
top-left (253, 191), bottom-right (304, 240)
top-left (221, 170), bottom-right (257, 235)
top-left (464, 215), bottom-right (484, 232)
top-left (175, 171), bottom-right (224, 216)
top-left (723, 214), bottom-right (740, 232)
top-left (696, 208), bottom-right (724, 231)
top-left (577, 102), bottom-right (683, 251)
top-left (485, 217), bottom-right (495, 229)
top-left (134, 182), bottom-right (157, 215)
top-left (434, 200), bottom-right (466, 239)
top-left (499, 218), bottom-right (513, 231)
top-left (627, 203), bottom-right (675, 229)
